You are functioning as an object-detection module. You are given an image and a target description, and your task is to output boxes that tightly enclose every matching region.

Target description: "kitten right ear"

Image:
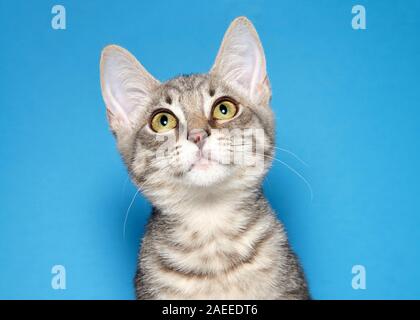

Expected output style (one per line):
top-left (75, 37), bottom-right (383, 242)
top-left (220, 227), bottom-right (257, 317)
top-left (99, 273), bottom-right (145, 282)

top-left (100, 45), bottom-right (159, 131)
top-left (210, 17), bottom-right (270, 105)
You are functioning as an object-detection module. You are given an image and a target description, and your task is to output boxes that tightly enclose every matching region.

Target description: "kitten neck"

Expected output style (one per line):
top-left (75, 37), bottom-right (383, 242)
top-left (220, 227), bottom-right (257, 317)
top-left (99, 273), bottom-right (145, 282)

top-left (146, 178), bottom-right (259, 218)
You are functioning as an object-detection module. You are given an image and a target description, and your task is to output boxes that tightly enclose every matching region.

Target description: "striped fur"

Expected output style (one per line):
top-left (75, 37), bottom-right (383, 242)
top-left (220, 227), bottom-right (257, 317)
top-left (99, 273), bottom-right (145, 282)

top-left (100, 17), bottom-right (310, 299)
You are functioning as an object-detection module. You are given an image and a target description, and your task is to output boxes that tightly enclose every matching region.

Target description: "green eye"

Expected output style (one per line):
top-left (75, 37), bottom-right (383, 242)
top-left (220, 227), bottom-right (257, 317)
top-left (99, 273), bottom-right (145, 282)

top-left (212, 99), bottom-right (237, 120)
top-left (151, 111), bottom-right (177, 133)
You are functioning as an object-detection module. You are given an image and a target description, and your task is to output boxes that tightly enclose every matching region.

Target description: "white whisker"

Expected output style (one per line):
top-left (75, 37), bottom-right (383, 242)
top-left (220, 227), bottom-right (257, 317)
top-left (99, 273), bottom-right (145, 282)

top-left (273, 157), bottom-right (313, 201)
top-left (123, 188), bottom-right (140, 239)
top-left (228, 143), bottom-right (308, 167)
top-left (241, 151), bottom-right (313, 201)
top-left (273, 147), bottom-right (309, 167)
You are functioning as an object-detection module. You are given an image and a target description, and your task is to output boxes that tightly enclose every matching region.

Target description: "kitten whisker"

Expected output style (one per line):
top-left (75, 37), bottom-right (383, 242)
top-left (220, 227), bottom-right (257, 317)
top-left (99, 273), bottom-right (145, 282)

top-left (241, 151), bottom-right (313, 201)
top-left (270, 156), bottom-right (313, 201)
top-left (272, 147), bottom-right (308, 167)
top-left (123, 188), bottom-right (140, 239)
top-left (228, 144), bottom-right (308, 167)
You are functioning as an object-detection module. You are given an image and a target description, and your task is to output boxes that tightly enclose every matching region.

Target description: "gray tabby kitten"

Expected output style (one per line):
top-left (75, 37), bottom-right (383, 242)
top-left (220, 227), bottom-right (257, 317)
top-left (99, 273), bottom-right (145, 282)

top-left (100, 17), bottom-right (309, 299)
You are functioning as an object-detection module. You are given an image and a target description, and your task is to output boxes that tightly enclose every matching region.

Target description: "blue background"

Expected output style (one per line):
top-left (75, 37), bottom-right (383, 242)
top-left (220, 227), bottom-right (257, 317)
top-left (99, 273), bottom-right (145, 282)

top-left (0, 0), bottom-right (419, 299)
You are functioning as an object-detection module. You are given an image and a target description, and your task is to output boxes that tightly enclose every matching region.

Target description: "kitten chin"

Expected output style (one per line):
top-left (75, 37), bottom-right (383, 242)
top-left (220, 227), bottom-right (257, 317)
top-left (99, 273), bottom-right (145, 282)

top-left (183, 161), bottom-right (231, 187)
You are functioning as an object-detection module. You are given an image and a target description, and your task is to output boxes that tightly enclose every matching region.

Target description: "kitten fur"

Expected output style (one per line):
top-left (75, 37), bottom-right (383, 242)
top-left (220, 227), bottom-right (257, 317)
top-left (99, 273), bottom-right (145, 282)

top-left (100, 17), bottom-right (310, 299)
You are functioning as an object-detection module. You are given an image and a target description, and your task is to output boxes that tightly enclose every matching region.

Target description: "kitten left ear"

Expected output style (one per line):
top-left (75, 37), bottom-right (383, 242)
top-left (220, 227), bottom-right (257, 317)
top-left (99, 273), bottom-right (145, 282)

top-left (100, 45), bottom-right (160, 132)
top-left (210, 17), bottom-right (271, 104)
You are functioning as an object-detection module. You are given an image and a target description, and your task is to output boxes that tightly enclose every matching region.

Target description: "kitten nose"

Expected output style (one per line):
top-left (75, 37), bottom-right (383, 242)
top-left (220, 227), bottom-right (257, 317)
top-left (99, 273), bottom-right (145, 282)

top-left (188, 129), bottom-right (209, 149)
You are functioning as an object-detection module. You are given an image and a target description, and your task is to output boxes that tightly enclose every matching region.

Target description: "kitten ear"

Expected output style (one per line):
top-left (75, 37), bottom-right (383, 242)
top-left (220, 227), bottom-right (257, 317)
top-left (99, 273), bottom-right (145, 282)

top-left (210, 17), bottom-right (270, 104)
top-left (100, 45), bottom-right (160, 131)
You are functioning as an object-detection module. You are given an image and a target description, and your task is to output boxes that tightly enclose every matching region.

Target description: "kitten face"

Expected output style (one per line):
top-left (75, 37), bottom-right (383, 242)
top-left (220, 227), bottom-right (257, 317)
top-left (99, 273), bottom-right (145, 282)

top-left (129, 74), bottom-right (273, 189)
top-left (100, 17), bottom-right (274, 195)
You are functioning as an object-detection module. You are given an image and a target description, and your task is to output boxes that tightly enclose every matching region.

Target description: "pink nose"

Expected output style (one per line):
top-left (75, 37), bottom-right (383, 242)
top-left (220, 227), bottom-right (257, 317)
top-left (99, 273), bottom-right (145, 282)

top-left (188, 129), bottom-right (208, 148)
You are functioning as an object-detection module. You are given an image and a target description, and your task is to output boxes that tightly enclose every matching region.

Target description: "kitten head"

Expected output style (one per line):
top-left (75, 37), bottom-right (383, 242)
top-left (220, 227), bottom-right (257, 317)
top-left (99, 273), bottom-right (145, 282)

top-left (100, 17), bottom-right (274, 199)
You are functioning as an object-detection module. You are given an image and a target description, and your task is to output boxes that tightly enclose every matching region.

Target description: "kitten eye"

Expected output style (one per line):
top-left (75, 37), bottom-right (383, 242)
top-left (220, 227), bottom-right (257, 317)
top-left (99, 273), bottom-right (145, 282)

top-left (212, 99), bottom-right (238, 121)
top-left (150, 111), bottom-right (177, 133)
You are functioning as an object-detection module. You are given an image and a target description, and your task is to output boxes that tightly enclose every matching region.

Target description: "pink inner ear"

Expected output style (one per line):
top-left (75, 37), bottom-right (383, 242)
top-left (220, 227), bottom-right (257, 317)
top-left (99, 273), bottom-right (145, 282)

top-left (210, 19), bottom-right (269, 103)
top-left (100, 45), bottom-right (160, 130)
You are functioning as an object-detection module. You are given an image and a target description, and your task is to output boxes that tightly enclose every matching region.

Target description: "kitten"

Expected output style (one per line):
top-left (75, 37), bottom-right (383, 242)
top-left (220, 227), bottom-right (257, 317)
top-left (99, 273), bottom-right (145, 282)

top-left (100, 16), bottom-right (310, 299)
